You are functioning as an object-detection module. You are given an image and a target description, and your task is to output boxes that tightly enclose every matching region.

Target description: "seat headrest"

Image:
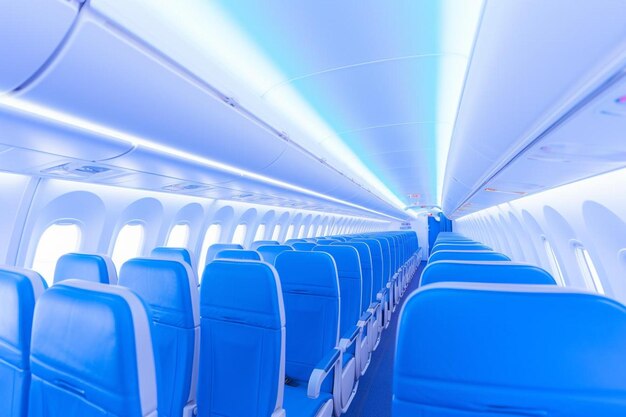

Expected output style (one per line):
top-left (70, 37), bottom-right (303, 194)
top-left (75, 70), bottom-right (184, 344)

top-left (257, 245), bottom-right (293, 264)
top-left (316, 239), bottom-right (338, 245)
top-left (284, 239), bottom-right (306, 245)
top-left (274, 251), bottom-right (339, 298)
top-left (151, 246), bottom-right (193, 267)
top-left (420, 261), bottom-right (556, 287)
top-left (428, 250), bottom-right (511, 263)
top-left (291, 242), bottom-right (317, 251)
top-left (205, 243), bottom-right (243, 264)
top-left (54, 253), bottom-right (118, 285)
top-left (396, 282), bottom-right (626, 410)
top-left (313, 245), bottom-right (361, 279)
top-left (118, 258), bottom-right (199, 327)
top-left (201, 260), bottom-right (284, 329)
top-left (31, 280), bottom-right (156, 416)
top-left (215, 249), bottom-right (261, 261)
top-left (249, 240), bottom-right (279, 250)
top-left (332, 241), bottom-right (371, 264)
top-left (431, 243), bottom-right (491, 253)
top-left (0, 267), bottom-right (46, 368)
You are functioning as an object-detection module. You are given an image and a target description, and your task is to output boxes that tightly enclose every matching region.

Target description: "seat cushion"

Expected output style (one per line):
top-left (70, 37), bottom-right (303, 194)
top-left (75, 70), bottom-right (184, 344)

top-left (283, 385), bottom-right (332, 417)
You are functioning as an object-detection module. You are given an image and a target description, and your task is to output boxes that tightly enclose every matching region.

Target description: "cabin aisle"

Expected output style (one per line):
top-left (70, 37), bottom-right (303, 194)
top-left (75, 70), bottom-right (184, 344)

top-left (344, 261), bottom-right (426, 417)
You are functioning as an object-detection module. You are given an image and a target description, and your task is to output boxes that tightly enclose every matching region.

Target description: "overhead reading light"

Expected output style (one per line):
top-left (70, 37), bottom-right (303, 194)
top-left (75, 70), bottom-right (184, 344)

top-left (0, 96), bottom-right (406, 221)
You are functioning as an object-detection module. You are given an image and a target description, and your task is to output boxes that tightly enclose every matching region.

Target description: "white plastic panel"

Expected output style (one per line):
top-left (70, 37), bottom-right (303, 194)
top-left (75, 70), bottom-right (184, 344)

top-left (0, 0), bottom-right (78, 93)
top-left (0, 105), bottom-right (133, 160)
top-left (444, 0), bottom-right (626, 216)
top-left (17, 12), bottom-right (287, 173)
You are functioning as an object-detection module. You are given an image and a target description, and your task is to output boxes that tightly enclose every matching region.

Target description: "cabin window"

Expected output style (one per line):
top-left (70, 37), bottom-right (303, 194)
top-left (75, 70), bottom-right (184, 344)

top-left (574, 244), bottom-right (604, 294)
top-left (307, 225), bottom-right (315, 238)
top-left (271, 224), bottom-right (282, 241)
top-left (198, 224), bottom-right (222, 279)
top-left (297, 224), bottom-right (305, 238)
top-left (285, 224), bottom-right (295, 241)
top-left (254, 224), bottom-right (266, 241)
top-left (32, 222), bottom-right (82, 285)
top-left (542, 236), bottom-right (566, 286)
top-left (232, 223), bottom-right (247, 245)
top-left (316, 224), bottom-right (323, 236)
top-left (112, 223), bottom-right (145, 271)
top-left (166, 223), bottom-right (190, 248)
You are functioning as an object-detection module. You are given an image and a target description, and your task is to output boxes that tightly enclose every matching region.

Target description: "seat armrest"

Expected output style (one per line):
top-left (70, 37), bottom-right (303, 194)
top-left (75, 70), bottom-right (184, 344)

top-left (339, 325), bottom-right (360, 350)
top-left (271, 409), bottom-right (286, 417)
top-left (358, 310), bottom-right (373, 327)
top-left (307, 348), bottom-right (341, 399)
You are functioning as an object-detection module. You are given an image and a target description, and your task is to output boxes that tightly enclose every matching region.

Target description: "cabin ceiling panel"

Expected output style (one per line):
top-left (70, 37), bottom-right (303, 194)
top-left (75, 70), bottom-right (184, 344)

top-left (444, 0), bottom-right (626, 218)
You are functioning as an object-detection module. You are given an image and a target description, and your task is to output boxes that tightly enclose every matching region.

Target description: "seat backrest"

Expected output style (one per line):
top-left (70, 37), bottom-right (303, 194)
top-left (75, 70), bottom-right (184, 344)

top-left (215, 249), bottom-right (262, 261)
top-left (291, 242), bottom-right (316, 251)
top-left (274, 251), bottom-right (339, 388)
top-left (431, 243), bottom-right (491, 253)
top-left (313, 245), bottom-right (362, 336)
top-left (334, 241), bottom-right (373, 310)
top-left (198, 260), bottom-right (285, 417)
top-left (374, 237), bottom-right (392, 285)
top-left (205, 243), bottom-right (243, 264)
top-left (394, 282), bottom-right (626, 416)
top-left (257, 245), bottom-right (293, 265)
top-left (316, 239), bottom-right (338, 245)
top-left (53, 253), bottom-right (117, 285)
top-left (353, 238), bottom-right (384, 299)
top-left (28, 280), bottom-right (157, 417)
top-left (0, 267), bottom-right (45, 417)
top-left (420, 261), bottom-right (556, 287)
top-left (151, 247), bottom-right (193, 267)
top-left (284, 239), bottom-right (306, 246)
top-left (249, 240), bottom-right (279, 250)
top-left (118, 258), bottom-right (199, 417)
top-left (428, 250), bottom-right (511, 263)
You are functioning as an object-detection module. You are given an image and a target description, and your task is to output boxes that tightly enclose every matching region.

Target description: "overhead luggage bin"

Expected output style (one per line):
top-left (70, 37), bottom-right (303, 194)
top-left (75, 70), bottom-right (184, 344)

top-left (0, 0), bottom-right (78, 93)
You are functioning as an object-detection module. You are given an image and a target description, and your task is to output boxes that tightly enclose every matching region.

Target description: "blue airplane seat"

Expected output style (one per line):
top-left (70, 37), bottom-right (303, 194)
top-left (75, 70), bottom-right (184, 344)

top-left (250, 240), bottom-right (279, 250)
top-left (291, 242), bottom-right (317, 251)
top-left (428, 250), bottom-right (511, 263)
top-left (151, 246), bottom-right (193, 267)
top-left (0, 267), bottom-right (46, 417)
top-left (352, 238), bottom-right (385, 349)
top-left (331, 241), bottom-right (375, 375)
top-left (205, 243), bottom-right (243, 264)
top-left (312, 246), bottom-right (362, 411)
top-left (394, 282), bottom-right (626, 416)
top-left (420, 261), bottom-right (556, 287)
top-left (258, 245), bottom-right (293, 265)
top-left (431, 243), bottom-right (492, 254)
top-left (198, 260), bottom-right (286, 417)
top-left (316, 239), bottom-right (339, 245)
top-left (118, 258), bottom-right (199, 417)
top-left (53, 253), bottom-right (117, 285)
top-left (284, 238), bottom-right (306, 246)
top-left (215, 249), bottom-right (262, 261)
top-left (28, 280), bottom-right (157, 417)
top-left (274, 251), bottom-right (340, 417)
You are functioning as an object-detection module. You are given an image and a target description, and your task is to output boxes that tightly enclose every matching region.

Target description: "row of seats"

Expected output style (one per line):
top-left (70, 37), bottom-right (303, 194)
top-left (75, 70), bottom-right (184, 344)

top-left (1, 231), bottom-right (420, 417)
top-left (393, 232), bottom-right (626, 416)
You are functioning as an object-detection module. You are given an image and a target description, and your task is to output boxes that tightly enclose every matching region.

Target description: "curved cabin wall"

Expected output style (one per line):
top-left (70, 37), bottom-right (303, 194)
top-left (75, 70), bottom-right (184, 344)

top-left (455, 166), bottom-right (626, 303)
top-left (0, 172), bottom-right (389, 284)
